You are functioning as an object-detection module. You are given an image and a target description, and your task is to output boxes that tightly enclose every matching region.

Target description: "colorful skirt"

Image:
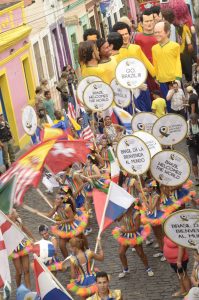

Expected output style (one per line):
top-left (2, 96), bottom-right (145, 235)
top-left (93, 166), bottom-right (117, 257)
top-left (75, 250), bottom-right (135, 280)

top-left (75, 193), bottom-right (85, 209)
top-left (176, 188), bottom-right (196, 206)
top-left (51, 209), bottom-right (88, 239)
top-left (112, 224), bottom-right (151, 247)
top-left (67, 274), bottom-right (97, 297)
top-left (140, 209), bottom-right (168, 226)
top-left (161, 197), bottom-right (181, 214)
top-left (10, 239), bottom-right (32, 259)
top-left (45, 257), bottom-right (63, 271)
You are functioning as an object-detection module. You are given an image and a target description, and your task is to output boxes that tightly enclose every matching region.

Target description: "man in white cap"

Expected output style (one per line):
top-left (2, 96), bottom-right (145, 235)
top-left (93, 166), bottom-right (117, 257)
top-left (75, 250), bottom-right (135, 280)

top-left (186, 86), bottom-right (199, 115)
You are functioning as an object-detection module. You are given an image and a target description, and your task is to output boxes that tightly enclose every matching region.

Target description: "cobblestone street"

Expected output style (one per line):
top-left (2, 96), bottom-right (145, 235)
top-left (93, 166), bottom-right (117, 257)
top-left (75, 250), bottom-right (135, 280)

top-left (9, 141), bottom-right (199, 300)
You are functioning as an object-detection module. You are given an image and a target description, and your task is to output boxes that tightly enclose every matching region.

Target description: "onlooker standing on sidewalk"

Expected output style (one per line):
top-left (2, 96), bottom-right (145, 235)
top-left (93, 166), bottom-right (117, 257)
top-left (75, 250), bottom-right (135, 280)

top-left (56, 72), bottom-right (69, 112)
top-left (0, 114), bottom-right (15, 170)
top-left (187, 113), bottom-right (199, 185)
top-left (186, 86), bottom-right (199, 115)
top-left (43, 91), bottom-right (55, 121)
top-left (35, 86), bottom-right (45, 113)
top-left (151, 90), bottom-right (167, 118)
top-left (166, 82), bottom-right (186, 117)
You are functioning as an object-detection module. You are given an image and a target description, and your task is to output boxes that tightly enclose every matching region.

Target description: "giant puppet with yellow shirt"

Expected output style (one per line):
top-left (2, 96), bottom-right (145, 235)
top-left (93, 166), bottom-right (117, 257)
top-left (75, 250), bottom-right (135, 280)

top-left (161, 0), bottom-right (197, 82)
top-left (112, 21), bottom-right (155, 112)
top-left (152, 20), bottom-right (182, 111)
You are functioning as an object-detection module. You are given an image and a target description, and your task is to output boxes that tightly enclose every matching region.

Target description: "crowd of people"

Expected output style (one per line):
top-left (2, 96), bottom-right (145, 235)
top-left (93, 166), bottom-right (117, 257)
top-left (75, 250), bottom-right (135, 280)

top-left (1, 2), bottom-right (199, 300)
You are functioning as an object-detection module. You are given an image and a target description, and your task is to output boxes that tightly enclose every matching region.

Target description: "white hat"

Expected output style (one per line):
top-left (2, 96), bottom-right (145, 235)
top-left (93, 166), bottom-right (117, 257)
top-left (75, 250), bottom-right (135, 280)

top-left (186, 86), bottom-right (194, 92)
top-left (185, 287), bottom-right (199, 300)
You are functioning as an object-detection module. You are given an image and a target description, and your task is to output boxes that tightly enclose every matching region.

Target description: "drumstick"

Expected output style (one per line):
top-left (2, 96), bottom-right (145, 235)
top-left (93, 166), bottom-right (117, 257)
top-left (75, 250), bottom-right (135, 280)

top-left (22, 204), bottom-right (56, 223)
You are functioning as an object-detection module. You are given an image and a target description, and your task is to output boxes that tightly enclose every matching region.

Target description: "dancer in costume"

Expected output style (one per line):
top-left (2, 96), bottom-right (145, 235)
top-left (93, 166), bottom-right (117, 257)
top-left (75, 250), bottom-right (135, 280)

top-left (9, 209), bottom-right (35, 289)
top-left (37, 224), bottom-right (62, 272)
top-left (140, 179), bottom-right (167, 261)
top-left (47, 195), bottom-right (88, 258)
top-left (67, 237), bottom-right (104, 298)
top-left (152, 21), bottom-right (182, 109)
top-left (112, 203), bottom-right (154, 278)
top-left (112, 22), bottom-right (155, 112)
top-left (103, 116), bottom-right (124, 151)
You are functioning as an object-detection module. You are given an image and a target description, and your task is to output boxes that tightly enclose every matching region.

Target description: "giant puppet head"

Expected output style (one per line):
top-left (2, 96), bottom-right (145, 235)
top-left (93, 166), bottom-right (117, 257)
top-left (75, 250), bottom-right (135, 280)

top-left (160, 0), bottom-right (193, 27)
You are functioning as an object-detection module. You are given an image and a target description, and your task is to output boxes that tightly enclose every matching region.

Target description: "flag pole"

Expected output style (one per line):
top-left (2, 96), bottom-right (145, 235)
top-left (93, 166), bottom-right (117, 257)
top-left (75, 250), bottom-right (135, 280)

top-left (36, 188), bottom-right (53, 208)
top-left (91, 181), bottom-right (112, 270)
top-left (22, 204), bottom-right (56, 223)
top-left (34, 254), bottom-right (74, 300)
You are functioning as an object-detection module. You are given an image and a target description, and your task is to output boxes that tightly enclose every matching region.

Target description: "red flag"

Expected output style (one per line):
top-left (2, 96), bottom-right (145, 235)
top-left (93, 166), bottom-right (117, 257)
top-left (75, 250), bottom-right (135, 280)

top-left (93, 189), bottom-right (107, 229)
top-left (45, 140), bottom-right (90, 174)
top-left (0, 139), bottom-right (57, 205)
top-left (0, 229), bottom-right (10, 288)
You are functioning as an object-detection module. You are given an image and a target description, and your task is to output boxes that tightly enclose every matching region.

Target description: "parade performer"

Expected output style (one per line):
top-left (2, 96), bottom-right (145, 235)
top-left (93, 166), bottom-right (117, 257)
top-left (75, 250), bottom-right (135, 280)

top-left (152, 21), bottom-right (182, 110)
top-left (160, 1), bottom-right (195, 81)
top-left (35, 224), bottom-right (62, 272)
top-left (140, 179), bottom-right (167, 260)
top-left (96, 38), bottom-right (117, 84)
top-left (78, 41), bottom-right (103, 78)
top-left (134, 9), bottom-right (159, 95)
top-left (67, 237), bottom-right (104, 298)
top-left (103, 116), bottom-right (124, 151)
top-left (112, 203), bottom-right (154, 278)
top-left (87, 271), bottom-right (123, 300)
top-left (47, 195), bottom-right (88, 258)
top-left (107, 32), bottom-right (123, 64)
top-left (9, 209), bottom-right (35, 289)
top-left (112, 22), bottom-right (155, 112)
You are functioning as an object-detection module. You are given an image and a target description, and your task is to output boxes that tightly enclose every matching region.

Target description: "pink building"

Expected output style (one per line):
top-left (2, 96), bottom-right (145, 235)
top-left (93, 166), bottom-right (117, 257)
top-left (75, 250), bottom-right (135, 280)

top-left (0, 1), bottom-right (35, 149)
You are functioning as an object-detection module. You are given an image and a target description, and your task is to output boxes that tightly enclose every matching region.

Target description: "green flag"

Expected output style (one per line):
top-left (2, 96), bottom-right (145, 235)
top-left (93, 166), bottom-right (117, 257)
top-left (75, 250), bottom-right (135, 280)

top-left (0, 176), bottom-right (16, 214)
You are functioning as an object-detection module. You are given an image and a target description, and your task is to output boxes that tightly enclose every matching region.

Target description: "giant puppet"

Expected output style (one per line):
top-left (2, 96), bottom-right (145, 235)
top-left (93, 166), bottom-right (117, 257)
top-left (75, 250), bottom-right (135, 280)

top-left (160, 0), bottom-right (197, 82)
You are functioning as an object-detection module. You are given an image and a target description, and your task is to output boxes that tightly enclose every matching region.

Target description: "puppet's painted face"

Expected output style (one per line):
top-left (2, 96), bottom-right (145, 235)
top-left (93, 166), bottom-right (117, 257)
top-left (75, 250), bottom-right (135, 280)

top-left (142, 13), bottom-right (155, 33)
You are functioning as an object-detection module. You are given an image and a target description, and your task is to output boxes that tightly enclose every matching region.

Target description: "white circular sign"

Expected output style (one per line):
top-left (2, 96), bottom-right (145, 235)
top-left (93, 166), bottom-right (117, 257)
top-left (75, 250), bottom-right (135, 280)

top-left (133, 131), bottom-right (162, 158)
top-left (117, 135), bottom-right (151, 175)
top-left (132, 112), bottom-right (158, 133)
top-left (115, 58), bottom-right (147, 89)
top-left (164, 209), bottom-right (199, 249)
top-left (83, 81), bottom-right (114, 111)
top-left (22, 105), bottom-right (37, 136)
top-left (110, 78), bottom-right (131, 108)
top-left (77, 76), bottom-right (102, 103)
top-left (152, 114), bottom-right (188, 146)
top-left (150, 150), bottom-right (190, 187)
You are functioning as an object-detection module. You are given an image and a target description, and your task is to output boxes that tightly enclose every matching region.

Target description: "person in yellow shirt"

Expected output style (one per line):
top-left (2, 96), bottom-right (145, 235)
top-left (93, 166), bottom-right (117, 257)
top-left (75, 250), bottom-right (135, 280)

top-left (107, 32), bottom-right (123, 64)
top-left (152, 21), bottom-right (182, 111)
top-left (78, 41), bottom-right (105, 79)
top-left (96, 38), bottom-right (117, 84)
top-left (86, 271), bottom-right (123, 300)
top-left (151, 90), bottom-right (167, 118)
top-left (112, 21), bottom-right (154, 112)
top-left (112, 22), bottom-right (155, 77)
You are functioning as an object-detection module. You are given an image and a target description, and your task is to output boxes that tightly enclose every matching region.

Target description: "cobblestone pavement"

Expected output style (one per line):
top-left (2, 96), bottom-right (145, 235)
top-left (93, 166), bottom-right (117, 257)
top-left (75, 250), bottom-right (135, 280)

top-left (9, 141), bottom-right (199, 300)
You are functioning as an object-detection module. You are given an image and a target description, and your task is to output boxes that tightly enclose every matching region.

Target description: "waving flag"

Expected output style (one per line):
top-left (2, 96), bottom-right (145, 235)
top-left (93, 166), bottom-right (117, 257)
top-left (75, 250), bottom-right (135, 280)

top-left (0, 176), bottom-right (16, 214)
top-left (0, 230), bottom-right (11, 290)
top-left (34, 254), bottom-right (73, 300)
top-left (113, 106), bottom-right (132, 133)
top-left (108, 147), bottom-right (120, 183)
top-left (0, 210), bottom-right (26, 255)
top-left (68, 96), bottom-right (77, 120)
top-left (93, 181), bottom-right (135, 232)
top-left (79, 108), bottom-right (94, 140)
top-left (0, 138), bottom-right (58, 205)
top-left (45, 140), bottom-right (90, 174)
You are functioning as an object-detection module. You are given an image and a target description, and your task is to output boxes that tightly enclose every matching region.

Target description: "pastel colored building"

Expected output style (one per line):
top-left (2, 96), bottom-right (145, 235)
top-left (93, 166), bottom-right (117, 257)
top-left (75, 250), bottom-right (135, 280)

top-left (0, 1), bottom-right (35, 149)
